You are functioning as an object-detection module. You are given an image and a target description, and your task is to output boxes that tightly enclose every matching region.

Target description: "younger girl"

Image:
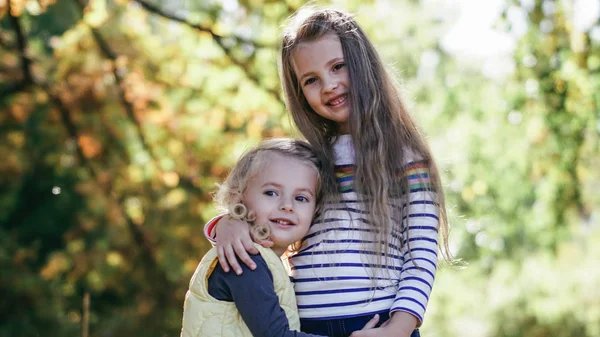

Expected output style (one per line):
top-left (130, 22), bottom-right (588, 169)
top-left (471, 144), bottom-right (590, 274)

top-left (181, 138), bottom-right (332, 337)
top-left (205, 7), bottom-right (450, 337)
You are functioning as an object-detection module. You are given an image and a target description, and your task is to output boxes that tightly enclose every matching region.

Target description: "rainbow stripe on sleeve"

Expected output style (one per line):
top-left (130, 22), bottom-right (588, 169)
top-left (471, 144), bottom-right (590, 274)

top-left (335, 161), bottom-right (435, 194)
top-left (335, 164), bottom-right (355, 193)
top-left (404, 161), bottom-right (435, 192)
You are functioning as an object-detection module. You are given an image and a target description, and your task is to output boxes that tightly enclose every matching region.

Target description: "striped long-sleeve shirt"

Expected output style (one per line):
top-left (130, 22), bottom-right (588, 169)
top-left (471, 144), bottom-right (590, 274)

top-left (287, 135), bottom-right (439, 325)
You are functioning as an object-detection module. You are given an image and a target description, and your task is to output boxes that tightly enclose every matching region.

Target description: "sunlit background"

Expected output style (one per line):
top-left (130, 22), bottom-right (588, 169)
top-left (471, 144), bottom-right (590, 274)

top-left (1, 0), bottom-right (599, 336)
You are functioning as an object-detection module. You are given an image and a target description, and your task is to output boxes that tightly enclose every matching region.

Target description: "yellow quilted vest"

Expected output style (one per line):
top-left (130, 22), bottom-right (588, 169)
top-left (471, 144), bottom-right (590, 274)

top-left (180, 244), bottom-right (300, 337)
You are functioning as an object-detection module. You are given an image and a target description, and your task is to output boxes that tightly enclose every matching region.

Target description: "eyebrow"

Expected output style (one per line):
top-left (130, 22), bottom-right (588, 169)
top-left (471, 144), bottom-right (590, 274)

top-left (262, 182), bottom-right (315, 197)
top-left (298, 57), bottom-right (344, 84)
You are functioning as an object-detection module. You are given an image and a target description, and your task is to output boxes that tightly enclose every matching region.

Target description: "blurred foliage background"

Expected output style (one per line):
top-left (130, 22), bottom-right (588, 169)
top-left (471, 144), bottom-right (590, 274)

top-left (0, 0), bottom-right (598, 336)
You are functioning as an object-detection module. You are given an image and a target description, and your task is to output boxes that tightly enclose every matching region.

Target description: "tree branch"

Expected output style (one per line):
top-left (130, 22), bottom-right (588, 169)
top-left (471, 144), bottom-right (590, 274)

top-left (1, 4), bottom-right (34, 101)
top-left (133, 0), bottom-right (273, 48)
top-left (133, 0), bottom-right (283, 104)
top-left (8, 4), bottom-right (33, 84)
top-left (71, 0), bottom-right (213, 200)
top-left (0, 81), bottom-right (29, 101)
top-left (70, 0), bottom-right (163, 172)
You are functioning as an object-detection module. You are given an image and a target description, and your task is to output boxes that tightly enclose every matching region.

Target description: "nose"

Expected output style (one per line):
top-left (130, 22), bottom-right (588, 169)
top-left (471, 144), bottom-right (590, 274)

top-left (280, 201), bottom-right (293, 213)
top-left (323, 77), bottom-right (339, 93)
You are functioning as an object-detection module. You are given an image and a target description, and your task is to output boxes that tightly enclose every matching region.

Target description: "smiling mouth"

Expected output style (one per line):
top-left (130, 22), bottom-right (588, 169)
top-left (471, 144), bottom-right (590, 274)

top-left (271, 219), bottom-right (295, 227)
top-left (327, 94), bottom-right (347, 107)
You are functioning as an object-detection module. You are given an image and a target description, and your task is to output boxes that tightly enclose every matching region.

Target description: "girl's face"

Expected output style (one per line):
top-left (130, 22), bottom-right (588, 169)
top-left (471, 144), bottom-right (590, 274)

top-left (242, 154), bottom-right (318, 256)
top-left (292, 34), bottom-right (350, 134)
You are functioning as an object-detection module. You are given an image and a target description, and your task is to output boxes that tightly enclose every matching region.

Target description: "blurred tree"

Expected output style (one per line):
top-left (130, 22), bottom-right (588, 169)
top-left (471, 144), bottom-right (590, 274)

top-left (0, 0), bottom-right (301, 335)
top-left (0, 0), bottom-right (598, 336)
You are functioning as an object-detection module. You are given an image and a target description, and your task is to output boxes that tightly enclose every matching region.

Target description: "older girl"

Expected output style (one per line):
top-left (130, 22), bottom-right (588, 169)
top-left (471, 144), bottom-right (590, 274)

top-left (206, 7), bottom-right (450, 337)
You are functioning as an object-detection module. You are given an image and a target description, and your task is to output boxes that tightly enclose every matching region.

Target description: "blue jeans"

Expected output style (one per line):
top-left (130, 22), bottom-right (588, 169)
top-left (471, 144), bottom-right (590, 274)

top-left (300, 311), bottom-right (421, 337)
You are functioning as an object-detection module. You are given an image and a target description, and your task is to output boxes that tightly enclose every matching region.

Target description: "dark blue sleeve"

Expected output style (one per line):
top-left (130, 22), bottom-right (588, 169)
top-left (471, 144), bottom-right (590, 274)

top-left (207, 254), bottom-right (325, 337)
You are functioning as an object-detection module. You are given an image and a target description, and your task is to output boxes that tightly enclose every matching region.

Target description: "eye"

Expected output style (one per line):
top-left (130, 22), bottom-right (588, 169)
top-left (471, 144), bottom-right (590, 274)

top-left (303, 77), bottom-right (317, 86)
top-left (333, 62), bottom-right (345, 71)
top-left (303, 78), bottom-right (316, 86)
top-left (295, 195), bottom-right (310, 203)
top-left (264, 190), bottom-right (278, 197)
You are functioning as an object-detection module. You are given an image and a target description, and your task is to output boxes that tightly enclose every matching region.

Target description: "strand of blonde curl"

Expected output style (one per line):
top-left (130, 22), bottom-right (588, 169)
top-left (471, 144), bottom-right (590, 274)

top-left (228, 203), bottom-right (271, 241)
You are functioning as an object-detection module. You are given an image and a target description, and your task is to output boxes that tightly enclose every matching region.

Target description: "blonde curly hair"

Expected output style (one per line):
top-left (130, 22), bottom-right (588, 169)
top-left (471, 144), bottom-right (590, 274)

top-left (214, 138), bottom-right (323, 244)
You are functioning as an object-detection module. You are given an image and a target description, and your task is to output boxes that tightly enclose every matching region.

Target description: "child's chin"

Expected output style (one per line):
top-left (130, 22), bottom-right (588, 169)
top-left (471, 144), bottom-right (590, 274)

top-left (270, 237), bottom-right (293, 248)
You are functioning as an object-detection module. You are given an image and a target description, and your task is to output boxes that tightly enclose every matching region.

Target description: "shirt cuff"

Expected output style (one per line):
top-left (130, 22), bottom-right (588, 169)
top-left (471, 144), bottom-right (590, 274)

top-left (203, 214), bottom-right (226, 244)
top-left (390, 307), bottom-right (423, 328)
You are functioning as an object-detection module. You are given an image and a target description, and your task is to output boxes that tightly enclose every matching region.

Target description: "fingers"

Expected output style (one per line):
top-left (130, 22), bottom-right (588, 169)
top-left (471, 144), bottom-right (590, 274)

top-left (350, 314), bottom-right (379, 337)
top-left (255, 238), bottom-right (274, 248)
top-left (242, 236), bottom-right (260, 255)
top-left (233, 240), bottom-right (256, 272)
top-left (362, 314), bottom-right (379, 329)
top-left (217, 240), bottom-right (256, 275)
top-left (223, 245), bottom-right (243, 275)
top-left (249, 229), bottom-right (273, 249)
top-left (213, 217), bottom-right (259, 274)
top-left (216, 245), bottom-right (230, 273)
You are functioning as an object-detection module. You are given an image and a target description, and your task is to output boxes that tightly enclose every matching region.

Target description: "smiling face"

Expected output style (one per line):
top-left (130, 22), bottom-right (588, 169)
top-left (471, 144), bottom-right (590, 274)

top-left (242, 153), bottom-right (318, 256)
top-left (292, 34), bottom-right (351, 134)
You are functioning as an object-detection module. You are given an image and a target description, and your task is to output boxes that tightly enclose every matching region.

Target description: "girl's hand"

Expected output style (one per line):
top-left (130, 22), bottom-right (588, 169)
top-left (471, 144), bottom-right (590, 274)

top-left (359, 314), bottom-right (380, 330)
top-left (350, 311), bottom-right (417, 337)
top-left (215, 215), bottom-right (273, 275)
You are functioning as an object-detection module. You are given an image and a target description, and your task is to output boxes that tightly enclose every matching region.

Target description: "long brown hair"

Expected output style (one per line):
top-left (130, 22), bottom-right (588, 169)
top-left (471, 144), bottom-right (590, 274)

top-left (279, 7), bottom-right (451, 264)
